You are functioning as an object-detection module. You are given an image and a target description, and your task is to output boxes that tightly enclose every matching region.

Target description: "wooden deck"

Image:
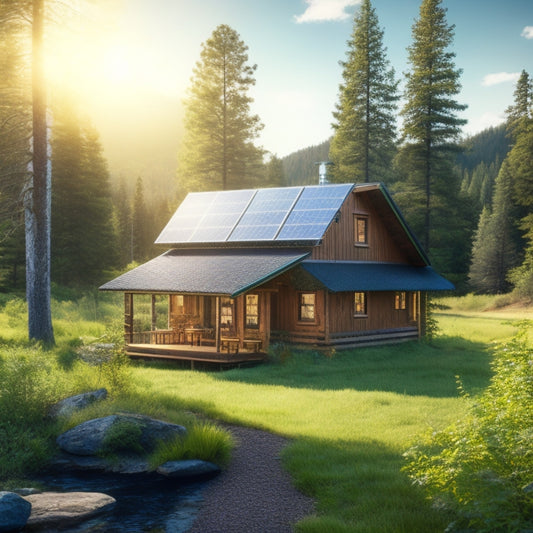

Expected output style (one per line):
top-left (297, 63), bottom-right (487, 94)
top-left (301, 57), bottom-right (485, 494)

top-left (126, 343), bottom-right (266, 370)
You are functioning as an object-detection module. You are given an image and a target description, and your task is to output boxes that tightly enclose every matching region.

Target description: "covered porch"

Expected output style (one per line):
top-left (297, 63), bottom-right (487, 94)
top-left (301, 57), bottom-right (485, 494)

top-left (100, 248), bottom-right (310, 366)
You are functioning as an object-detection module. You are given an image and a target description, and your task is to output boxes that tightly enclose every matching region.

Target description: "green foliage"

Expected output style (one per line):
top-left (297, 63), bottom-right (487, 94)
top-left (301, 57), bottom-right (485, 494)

top-left (178, 24), bottom-right (264, 194)
top-left (150, 422), bottom-right (233, 468)
top-left (267, 342), bottom-right (293, 365)
top-left (101, 419), bottom-right (145, 456)
top-left (403, 323), bottom-right (533, 532)
top-left (329, 0), bottom-right (398, 184)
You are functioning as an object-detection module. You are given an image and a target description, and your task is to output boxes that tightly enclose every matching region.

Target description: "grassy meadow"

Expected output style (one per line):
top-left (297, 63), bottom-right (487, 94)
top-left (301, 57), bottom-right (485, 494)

top-left (0, 292), bottom-right (530, 532)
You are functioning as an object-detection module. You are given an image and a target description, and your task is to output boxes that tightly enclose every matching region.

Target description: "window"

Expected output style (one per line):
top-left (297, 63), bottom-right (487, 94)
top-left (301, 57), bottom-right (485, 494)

top-left (354, 216), bottom-right (368, 245)
top-left (354, 292), bottom-right (367, 316)
top-left (220, 297), bottom-right (233, 328)
top-left (245, 294), bottom-right (259, 328)
top-left (394, 291), bottom-right (406, 310)
top-left (298, 293), bottom-right (315, 322)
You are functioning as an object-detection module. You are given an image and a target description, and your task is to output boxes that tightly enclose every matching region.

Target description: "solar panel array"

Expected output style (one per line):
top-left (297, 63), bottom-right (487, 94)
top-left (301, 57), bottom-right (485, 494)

top-left (156, 183), bottom-right (354, 245)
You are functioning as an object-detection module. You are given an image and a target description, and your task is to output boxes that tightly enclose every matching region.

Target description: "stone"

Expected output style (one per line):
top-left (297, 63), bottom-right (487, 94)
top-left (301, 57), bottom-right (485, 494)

top-left (51, 451), bottom-right (152, 475)
top-left (0, 491), bottom-right (32, 533)
top-left (23, 492), bottom-right (115, 530)
top-left (50, 388), bottom-right (108, 418)
top-left (157, 459), bottom-right (221, 479)
top-left (56, 414), bottom-right (187, 456)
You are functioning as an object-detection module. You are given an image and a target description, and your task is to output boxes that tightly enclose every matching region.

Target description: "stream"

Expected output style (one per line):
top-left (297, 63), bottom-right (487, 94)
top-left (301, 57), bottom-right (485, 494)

top-left (34, 471), bottom-right (206, 532)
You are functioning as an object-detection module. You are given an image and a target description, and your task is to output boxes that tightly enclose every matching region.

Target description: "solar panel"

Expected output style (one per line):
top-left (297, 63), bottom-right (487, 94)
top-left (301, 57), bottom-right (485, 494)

top-left (228, 187), bottom-right (302, 241)
top-left (156, 183), bottom-right (353, 245)
top-left (277, 184), bottom-right (352, 241)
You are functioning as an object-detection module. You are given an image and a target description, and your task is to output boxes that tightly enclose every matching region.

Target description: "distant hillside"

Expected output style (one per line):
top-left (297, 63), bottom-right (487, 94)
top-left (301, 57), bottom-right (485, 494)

top-left (282, 138), bottom-right (330, 186)
top-left (458, 124), bottom-right (510, 171)
top-left (281, 125), bottom-right (510, 189)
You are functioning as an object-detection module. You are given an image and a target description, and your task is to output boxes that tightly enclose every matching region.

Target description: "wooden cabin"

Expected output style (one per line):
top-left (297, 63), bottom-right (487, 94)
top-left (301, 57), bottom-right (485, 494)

top-left (99, 183), bottom-right (453, 366)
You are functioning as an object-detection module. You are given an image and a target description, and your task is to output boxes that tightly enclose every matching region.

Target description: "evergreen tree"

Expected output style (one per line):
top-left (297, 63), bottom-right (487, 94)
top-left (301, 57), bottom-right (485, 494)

top-left (469, 161), bottom-right (518, 293)
top-left (264, 155), bottom-right (286, 187)
top-left (505, 70), bottom-right (533, 298)
top-left (178, 24), bottom-right (264, 194)
top-left (51, 97), bottom-right (116, 285)
top-left (113, 180), bottom-right (133, 267)
top-left (329, 0), bottom-right (398, 183)
top-left (131, 177), bottom-right (151, 262)
top-left (394, 0), bottom-right (468, 277)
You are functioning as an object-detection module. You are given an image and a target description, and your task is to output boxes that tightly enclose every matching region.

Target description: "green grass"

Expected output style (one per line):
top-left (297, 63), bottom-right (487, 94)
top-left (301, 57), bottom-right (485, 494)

top-left (0, 292), bottom-right (529, 532)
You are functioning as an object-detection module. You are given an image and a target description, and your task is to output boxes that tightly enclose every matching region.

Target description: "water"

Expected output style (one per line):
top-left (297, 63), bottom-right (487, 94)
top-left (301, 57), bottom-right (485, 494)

top-left (35, 471), bottom-right (206, 532)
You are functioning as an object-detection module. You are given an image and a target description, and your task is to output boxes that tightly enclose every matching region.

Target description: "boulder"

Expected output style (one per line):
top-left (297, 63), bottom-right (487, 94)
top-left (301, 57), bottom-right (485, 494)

top-left (51, 451), bottom-right (152, 475)
top-left (56, 414), bottom-right (187, 456)
top-left (157, 459), bottom-right (221, 479)
top-left (0, 491), bottom-right (32, 533)
top-left (23, 492), bottom-right (115, 530)
top-left (50, 388), bottom-right (108, 418)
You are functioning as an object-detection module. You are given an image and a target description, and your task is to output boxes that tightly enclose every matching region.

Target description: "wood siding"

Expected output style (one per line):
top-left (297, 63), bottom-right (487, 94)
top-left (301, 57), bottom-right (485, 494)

top-left (311, 189), bottom-right (423, 264)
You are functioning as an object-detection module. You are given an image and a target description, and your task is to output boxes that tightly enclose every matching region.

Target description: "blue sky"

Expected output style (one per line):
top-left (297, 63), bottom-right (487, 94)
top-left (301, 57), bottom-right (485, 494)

top-left (62, 0), bottom-right (532, 167)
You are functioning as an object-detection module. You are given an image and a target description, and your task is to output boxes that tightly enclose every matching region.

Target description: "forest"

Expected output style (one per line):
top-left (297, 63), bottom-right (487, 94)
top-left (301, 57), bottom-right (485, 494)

top-left (0, 0), bottom-right (532, 308)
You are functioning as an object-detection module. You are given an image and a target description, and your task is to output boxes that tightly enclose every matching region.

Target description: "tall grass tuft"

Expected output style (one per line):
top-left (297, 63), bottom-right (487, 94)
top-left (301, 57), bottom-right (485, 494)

top-left (150, 422), bottom-right (234, 468)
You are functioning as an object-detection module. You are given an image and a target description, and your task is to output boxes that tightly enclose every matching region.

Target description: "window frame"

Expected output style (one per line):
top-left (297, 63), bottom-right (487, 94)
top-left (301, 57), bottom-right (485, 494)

top-left (245, 293), bottom-right (260, 329)
top-left (394, 291), bottom-right (407, 310)
top-left (354, 291), bottom-right (367, 317)
top-left (354, 215), bottom-right (369, 246)
top-left (298, 292), bottom-right (316, 323)
top-left (220, 297), bottom-right (234, 328)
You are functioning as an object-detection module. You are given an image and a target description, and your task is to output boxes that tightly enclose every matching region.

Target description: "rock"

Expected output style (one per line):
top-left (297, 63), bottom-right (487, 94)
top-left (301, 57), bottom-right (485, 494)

top-left (157, 459), bottom-right (221, 479)
top-left (56, 414), bottom-right (187, 456)
top-left (51, 451), bottom-right (152, 475)
top-left (0, 491), bottom-right (32, 533)
top-left (50, 388), bottom-right (108, 418)
top-left (12, 488), bottom-right (41, 496)
top-left (23, 492), bottom-right (115, 530)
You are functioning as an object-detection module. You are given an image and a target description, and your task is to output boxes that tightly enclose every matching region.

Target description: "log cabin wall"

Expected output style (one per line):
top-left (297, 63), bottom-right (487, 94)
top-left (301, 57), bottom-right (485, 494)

top-left (327, 291), bottom-right (419, 334)
top-left (311, 190), bottom-right (411, 263)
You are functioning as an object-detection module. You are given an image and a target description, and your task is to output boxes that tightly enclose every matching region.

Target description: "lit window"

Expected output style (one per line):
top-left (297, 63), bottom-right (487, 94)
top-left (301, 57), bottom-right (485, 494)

top-left (354, 292), bottom-right (367, 316)
top-left (245, 294), bottom-right (259, 328)
top-left (220, 297), bottom-right (233, 327)
top-left (298, 293), bottom-right (315, 322)
top-left (395, 292), bottom-right (406, 310)
top-left (355, 216), bottom-right (368, 245)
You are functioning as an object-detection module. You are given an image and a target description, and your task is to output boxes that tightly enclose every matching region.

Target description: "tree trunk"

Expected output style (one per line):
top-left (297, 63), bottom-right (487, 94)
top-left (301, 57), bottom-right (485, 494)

top-left (24, 0), bottom-right (54, 344)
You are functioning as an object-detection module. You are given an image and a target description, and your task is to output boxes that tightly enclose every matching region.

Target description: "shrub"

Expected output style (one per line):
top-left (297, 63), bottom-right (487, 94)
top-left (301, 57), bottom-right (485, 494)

top-left (268, 342), bottom-right (293, 364)
top-left (150, 422), bottom-right (233, 468)
top-left (403, 322), bottom-right (533, 532)
top-left (100, 419), bottom-right (145, 456)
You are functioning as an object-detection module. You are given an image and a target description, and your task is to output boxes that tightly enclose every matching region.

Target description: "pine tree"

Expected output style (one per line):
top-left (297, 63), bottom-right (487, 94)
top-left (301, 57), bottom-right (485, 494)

top-left (178, 24), bottom-right (264, 194)
top-left (113, 180), bottom-right (133, 267)
top-left (469, 161), bottom-right (518, 293)
top-left (329, 0), bottom-right (398, 183)
top-left (131, 177), bottom-right (151, 262)
top-left (394, 0), bottom-right (467, 276)
top-left (51, 97), bottom-right (116, 285)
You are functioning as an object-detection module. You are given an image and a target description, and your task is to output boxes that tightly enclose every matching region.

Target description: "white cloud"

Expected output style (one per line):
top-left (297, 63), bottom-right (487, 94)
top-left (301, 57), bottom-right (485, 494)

top-left (463, 112), bottom-right (506, 136)
top-left (521, 26), bottom-right (533, 39)
top-left (481, 72), bottom-right (520, 87)
top-left (294, 0), bottom-right (360, 23)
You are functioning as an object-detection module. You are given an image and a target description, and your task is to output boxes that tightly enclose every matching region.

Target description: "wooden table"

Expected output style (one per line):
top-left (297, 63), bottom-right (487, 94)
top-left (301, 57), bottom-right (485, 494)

top-left (185, 328), bottom-right (206, 346)
top-left (220, 336), bottom-right (240, 354)
top-left (150, 329), bottom-right (176, 344)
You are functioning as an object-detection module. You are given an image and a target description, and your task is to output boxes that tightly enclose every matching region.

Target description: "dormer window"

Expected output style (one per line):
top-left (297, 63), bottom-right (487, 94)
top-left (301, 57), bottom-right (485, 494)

top-left (354, 215), bottom-right (368, 246)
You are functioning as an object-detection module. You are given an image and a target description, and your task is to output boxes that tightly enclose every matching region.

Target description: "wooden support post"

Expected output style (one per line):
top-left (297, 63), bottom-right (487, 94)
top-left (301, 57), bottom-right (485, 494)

top-left (215, 296), bottom-right (221, 352)
top-left (151, 294), bottom-right (157, 331)
top-left (124, 293), bottom-right (134, 343)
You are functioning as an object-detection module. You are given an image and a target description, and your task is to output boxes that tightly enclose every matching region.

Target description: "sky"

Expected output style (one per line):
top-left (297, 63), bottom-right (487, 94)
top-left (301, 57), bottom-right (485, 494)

top-left (47, 0), bottom-right (533, 179)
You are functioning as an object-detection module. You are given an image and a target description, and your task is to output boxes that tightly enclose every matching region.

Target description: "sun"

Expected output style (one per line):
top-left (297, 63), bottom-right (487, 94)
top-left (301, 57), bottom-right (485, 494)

top-left (102, 44), bottom-right (132, 84)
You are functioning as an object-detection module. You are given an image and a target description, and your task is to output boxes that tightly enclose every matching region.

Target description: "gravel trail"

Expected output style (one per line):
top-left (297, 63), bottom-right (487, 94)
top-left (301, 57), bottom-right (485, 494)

top-left (187, 424), bottom-right (315, 532)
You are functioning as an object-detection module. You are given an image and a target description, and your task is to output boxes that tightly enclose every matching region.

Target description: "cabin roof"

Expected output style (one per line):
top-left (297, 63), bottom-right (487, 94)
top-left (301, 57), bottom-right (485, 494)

top-left (300, 261), bottom-right (454, 292)
top-left (99, 248), bottom-right (310, 298)
top-left (155, 183), bottom-right (354, 247)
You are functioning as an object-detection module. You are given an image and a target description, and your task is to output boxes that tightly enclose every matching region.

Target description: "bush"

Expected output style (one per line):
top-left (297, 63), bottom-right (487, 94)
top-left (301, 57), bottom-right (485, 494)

top-left (150, 422), bottom-right (233, 468)
top-left (100, 419), bottom-right (145, 456)
top-left (403, 322), bottom-right (533, 532)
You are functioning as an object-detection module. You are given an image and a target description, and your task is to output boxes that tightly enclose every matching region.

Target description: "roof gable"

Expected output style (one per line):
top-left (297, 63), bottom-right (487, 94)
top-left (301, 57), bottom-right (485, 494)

top-left (155, 183), bottom-right (354, 246)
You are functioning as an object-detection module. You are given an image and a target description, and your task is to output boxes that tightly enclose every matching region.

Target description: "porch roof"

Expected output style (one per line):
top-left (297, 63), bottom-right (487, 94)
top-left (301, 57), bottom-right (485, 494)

top-left (99, 248), bottom-right (310, 298)
top-left (300, 261), bottom-right (455, 292)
